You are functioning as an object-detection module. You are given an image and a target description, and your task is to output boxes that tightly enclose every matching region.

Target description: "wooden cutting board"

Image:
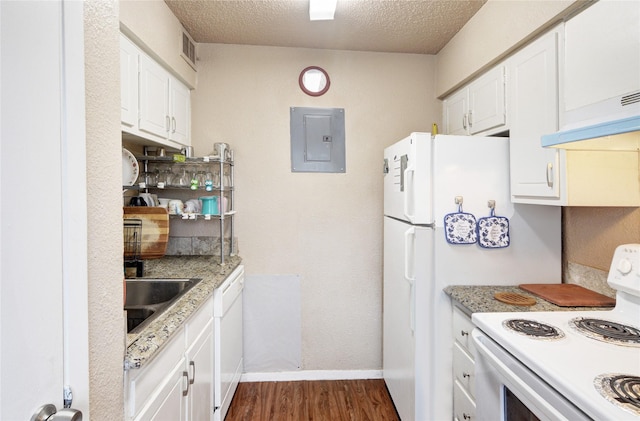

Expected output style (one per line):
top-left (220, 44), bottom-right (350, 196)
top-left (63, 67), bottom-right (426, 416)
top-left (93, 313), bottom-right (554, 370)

top-left (123, 207), bottom-right (169, 259)
top-left (519, 284), bottom-right (616, 307)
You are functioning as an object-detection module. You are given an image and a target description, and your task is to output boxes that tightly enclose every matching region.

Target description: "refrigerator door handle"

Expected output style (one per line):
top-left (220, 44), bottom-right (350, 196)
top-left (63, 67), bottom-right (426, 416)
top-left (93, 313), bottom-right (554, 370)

top-left (404, 227), bottom-right (416, 334)
top-left (403, 165), bottom-right (415, 222)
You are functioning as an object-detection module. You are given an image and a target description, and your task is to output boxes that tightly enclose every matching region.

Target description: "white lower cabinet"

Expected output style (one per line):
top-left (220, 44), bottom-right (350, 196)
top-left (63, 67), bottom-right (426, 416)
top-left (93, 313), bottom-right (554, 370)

top-left (186, 320), bottom-right (214, 421)
top-left (452, 306), bottom-right (476, 421)
top-left (126, 297), bottom-right (214, 421)
top-left (125, 267), bottom-right (245, 421)
top-left (134, 358), bottom-right (188, 421)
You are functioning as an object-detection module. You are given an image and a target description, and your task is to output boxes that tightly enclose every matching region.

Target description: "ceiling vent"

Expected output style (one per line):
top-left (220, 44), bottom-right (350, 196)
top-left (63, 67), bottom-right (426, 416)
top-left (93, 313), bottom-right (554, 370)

top-left (180, 27), bottom-right (197, 70)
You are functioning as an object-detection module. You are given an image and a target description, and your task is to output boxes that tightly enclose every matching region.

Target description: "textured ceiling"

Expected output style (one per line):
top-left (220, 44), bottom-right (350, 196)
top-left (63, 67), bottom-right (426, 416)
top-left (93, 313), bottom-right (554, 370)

top-left (165, 0), bottom-right (487, 54)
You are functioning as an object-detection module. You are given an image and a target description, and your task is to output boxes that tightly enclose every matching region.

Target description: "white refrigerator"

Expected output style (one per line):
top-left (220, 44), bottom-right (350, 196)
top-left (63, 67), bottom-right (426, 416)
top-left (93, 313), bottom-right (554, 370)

top-left (382, 133), bottom-right (561, 421)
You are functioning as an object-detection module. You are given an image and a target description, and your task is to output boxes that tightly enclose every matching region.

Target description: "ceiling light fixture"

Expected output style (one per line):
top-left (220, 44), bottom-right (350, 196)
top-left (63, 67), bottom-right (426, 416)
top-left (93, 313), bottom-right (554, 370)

top-left (309, 0), bottom-right (337, 21)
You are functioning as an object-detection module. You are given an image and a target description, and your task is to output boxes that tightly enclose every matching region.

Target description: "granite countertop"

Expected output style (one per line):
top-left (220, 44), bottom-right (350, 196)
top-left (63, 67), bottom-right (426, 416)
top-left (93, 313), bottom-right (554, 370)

top-left (124, 255), bottom-right (242, 370)
top-left (444, 285), bottom-right (614, 316)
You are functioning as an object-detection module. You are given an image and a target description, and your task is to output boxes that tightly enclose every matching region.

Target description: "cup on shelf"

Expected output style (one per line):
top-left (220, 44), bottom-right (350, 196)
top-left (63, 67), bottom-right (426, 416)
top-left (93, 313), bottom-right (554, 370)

top-left (200, 196), bottom-right (218, 216)
top-left (157, 198), bottom-right (170, 209)
top-left (184, 199), bottom-right (201, 214)
top-left (168, 199), bottom-right (184, 215)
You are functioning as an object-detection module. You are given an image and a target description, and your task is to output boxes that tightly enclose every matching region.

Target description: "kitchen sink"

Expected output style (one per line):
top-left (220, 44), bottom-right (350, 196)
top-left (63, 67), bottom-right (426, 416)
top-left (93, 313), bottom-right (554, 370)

top-left (125, 278), bottom-right (201, 333)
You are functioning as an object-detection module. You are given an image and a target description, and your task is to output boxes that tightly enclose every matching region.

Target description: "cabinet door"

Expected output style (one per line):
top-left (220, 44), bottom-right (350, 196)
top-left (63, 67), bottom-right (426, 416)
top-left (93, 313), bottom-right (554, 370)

top-left (509, 29), bottom-right (562, 201)
top-left (120, 34), bottom-right (139, 128)
top-left (468, 66), bottom-right (505, 134)
top-left (139, 54), bottom-right (169, 139)
top-left (564, 1), bottom-right (640, 113)
top-left (443, 88), bottom-right (468, 135)
top-left (186, 320), bottom-right (214, 421)
top-left (169, 76), bottom-right (191, 145)
top-left (134, 360), bottom-right (187, 421)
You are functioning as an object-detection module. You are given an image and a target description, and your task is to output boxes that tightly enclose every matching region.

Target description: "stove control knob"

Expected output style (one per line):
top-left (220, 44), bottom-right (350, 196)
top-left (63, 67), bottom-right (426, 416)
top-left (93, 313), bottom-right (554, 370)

top-left (617, 258), bottom-right (633, 275)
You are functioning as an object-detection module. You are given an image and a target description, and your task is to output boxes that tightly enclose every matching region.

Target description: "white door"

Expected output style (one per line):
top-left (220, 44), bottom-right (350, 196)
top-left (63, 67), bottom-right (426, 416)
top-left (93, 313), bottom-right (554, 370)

top-left (0, 1), bottom-right (89, 419)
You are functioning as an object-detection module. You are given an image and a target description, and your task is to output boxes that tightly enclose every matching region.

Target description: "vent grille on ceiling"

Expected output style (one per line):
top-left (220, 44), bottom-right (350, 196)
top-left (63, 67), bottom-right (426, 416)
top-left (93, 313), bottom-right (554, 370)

top-left (621, 91), bottom-right (640, 106)
top-left (180, 28), bottom-right (197, 70)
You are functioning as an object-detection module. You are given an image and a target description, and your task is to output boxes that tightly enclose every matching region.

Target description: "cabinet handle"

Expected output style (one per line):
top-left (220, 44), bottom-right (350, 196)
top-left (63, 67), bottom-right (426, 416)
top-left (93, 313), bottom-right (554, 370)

top-left (468, 110), bottom-right (473, 127)
top-left (172, 116), bottom-right (176, 133)
top-left (546, 163), bottom-right (553, 187)
top-left (463, 372), bottom-right (471, 378)
top-left (462, 114), bottom-right (468, 130)
top-left (165, 115), bottom-right (170, 132)
top-left (189, 361), bottom-right (196, 384)
top-left (463, 413), bottom-right (472, 420)
top-left (182, 371), bottom-right (190, 396)
top-left (461, 330), bottom-right (469, 337)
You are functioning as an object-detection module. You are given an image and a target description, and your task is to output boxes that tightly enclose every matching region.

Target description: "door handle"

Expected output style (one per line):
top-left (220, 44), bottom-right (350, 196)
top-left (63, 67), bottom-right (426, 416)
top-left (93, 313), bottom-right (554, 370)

top-left (31, 404), bottom-right (82, 421)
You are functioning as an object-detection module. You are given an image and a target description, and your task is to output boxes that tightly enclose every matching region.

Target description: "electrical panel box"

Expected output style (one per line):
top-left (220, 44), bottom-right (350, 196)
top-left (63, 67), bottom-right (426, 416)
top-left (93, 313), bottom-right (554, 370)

top-left (290, 107), bottom-right (345, 173)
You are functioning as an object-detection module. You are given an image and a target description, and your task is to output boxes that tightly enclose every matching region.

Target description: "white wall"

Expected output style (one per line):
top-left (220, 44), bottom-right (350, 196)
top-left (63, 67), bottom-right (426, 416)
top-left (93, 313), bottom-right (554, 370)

top-left (84, 1), bottom-right (124, 418)
top-left (435, 0), bottom-right (583, 97)
top-left (191, 44), bottom-right (439, 371)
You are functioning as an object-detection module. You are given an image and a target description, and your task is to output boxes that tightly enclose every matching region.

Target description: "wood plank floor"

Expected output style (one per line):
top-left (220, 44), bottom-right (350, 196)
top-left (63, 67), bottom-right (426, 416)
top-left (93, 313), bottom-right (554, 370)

top-left (225, 379), bottom-right (400, 421)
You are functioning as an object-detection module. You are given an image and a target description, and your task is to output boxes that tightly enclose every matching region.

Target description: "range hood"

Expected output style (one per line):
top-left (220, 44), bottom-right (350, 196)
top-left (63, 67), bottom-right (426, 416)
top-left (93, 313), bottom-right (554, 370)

top-left (541, 91), bottom-right (640, 151)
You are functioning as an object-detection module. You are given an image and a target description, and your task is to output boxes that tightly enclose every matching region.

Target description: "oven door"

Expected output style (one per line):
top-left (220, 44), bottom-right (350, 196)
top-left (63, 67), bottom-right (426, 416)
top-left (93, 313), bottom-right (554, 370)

top-left (472, 329), bottom-right (590, 421)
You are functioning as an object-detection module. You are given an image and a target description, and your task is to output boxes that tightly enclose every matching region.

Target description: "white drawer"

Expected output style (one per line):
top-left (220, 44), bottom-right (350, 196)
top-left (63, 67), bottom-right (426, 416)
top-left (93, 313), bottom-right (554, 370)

top-left (454, 380), bottom-right (476, 421)
top-left (453, 342), bottom-right (475, 398)
top-left (453, 306), bottom-right (475, 353)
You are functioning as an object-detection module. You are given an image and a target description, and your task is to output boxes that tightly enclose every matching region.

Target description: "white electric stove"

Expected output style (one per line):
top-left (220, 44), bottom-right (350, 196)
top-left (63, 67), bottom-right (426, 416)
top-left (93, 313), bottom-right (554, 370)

top-left (472, 244), bottom-right (640, 420)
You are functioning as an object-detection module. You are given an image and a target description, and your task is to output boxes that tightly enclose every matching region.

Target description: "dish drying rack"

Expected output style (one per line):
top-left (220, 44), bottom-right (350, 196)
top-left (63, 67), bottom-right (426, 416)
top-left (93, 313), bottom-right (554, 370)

top-left (123, 218), bottom-right (143, 277)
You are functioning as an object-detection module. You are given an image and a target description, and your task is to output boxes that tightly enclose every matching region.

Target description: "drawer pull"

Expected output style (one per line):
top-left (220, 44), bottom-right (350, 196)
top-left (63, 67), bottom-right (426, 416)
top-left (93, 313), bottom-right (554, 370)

top-left (461, 330), bottom-right (469, 337)
top-left (463, 413), bottom-right (472, 420)
top-left (463, 372), bottom-right (471, 379)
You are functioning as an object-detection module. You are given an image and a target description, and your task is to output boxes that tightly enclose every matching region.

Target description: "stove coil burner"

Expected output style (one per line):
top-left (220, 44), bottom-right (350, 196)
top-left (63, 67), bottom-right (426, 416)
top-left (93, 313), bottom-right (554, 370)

top-left (502, 319), bottom-right (565, 340)
top-left (594, 374), bottom-right (640, 416)
top-left (570, 318), bottom-right (640, 347)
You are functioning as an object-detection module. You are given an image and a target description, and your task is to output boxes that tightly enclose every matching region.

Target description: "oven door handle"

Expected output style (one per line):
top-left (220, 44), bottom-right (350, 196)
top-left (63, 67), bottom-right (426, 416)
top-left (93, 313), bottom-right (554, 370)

top-left (471, 329), bottom-right (578, 421)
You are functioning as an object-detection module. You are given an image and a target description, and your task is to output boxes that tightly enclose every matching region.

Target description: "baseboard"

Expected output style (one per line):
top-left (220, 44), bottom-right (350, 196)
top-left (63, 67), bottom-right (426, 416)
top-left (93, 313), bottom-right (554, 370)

top-left (240, 369), bottom-right (383, 383)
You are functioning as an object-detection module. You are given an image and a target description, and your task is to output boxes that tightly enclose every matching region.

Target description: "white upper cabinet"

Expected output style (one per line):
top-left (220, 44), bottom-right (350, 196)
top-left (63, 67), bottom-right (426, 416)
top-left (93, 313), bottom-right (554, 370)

top-left (508, 26), bottom-right (563, 203)
top-left (443, 65), bottom-right (506, 135)
top-left (564, 0), bottom-right (640, 122)
top-left (169, 75), bottom-right (191, 144)
top-left (121, 34), bottom-right (139, 128)
top-left (139, 53), bottom-right (170, 139)
top-left (121, 33), bottom-right (191, 149)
